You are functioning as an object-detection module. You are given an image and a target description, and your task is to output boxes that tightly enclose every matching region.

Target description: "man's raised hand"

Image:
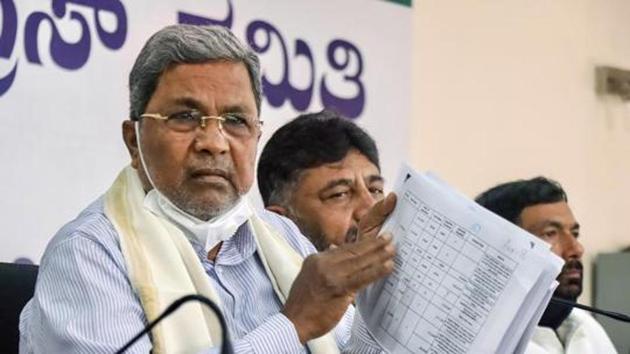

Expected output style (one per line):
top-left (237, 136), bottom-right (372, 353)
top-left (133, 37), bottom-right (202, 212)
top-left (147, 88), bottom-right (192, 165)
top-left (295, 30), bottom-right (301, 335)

top-left (282, 193), bottom-right (397, 343)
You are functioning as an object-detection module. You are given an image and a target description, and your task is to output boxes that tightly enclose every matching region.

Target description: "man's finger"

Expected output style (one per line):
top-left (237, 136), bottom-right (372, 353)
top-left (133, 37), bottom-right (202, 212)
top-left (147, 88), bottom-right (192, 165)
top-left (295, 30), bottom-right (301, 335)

top-left (333, 236), bottom-right (395, 277)
top-left (358, 193), bottom-right (397, 237)
top-left (327, 232), bottom-right (392, 263)
top-left (343, 258), bottom-right (395, 292)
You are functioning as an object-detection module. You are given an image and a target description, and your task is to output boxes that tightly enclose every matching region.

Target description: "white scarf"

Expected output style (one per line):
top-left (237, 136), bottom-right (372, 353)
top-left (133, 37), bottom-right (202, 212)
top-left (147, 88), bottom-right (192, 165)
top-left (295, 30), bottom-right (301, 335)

top-left (103, 166), bottom-right (339, 354)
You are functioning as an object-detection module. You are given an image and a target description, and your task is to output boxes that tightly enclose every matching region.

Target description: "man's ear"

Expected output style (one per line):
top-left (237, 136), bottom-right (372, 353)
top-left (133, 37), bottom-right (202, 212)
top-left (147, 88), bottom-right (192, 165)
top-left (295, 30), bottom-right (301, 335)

top-left (266, 205), bottom-right (288, 216)
top-left (122, 120), bottom-right (140, 169)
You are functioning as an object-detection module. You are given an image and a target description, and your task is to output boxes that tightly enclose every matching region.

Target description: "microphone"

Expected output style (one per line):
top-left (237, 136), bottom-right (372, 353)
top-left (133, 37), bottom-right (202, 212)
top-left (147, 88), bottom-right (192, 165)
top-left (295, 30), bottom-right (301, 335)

top-left (116, 294), bottom-right (232, 354)
top-left (550, 297), bottom-right (630, 323)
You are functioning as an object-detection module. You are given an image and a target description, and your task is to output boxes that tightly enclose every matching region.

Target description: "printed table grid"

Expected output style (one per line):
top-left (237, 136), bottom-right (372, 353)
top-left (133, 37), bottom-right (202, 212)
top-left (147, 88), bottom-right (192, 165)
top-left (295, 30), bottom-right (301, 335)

top-left (379, 190), bottom-right (519, 353)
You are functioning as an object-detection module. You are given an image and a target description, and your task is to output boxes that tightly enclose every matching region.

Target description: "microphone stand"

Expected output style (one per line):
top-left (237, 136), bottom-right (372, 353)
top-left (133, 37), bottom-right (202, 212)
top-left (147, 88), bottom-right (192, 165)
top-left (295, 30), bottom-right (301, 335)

top-left (116, 294), bottom-right (232, 354)
top-left (550, 297), bottom-right (630, 323)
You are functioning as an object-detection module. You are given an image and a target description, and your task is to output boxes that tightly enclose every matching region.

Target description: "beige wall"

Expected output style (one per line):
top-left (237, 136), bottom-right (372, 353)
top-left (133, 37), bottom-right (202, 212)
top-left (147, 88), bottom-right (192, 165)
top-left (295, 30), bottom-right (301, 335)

top-left (411, 0), bottom-right (630, 305)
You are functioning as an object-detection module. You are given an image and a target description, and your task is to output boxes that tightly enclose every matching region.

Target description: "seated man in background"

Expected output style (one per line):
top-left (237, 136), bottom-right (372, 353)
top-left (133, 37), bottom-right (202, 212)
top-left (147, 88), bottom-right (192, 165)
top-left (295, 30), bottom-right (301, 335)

top-left (257, 110), bottom-right (384, 250)
top-left (19, 25), bottom-right (396, 353)
top-left (476, 177), bottom-right (617, 354)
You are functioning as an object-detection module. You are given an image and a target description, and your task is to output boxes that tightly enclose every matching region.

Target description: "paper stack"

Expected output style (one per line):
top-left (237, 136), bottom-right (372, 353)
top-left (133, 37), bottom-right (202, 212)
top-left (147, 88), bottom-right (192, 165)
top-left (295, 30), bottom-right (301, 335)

top-left (358, 164), bottom-right (564, 354)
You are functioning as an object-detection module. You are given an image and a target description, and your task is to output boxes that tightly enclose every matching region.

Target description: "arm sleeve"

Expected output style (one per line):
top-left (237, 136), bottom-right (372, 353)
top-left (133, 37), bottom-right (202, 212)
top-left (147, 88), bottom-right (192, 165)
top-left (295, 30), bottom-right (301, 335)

top-left (216, 308), bottom-right (379, 354)
top-left (230, 313), bottom-right (305, 353)
top-left (22, 233), bottom-right (151, 354)
top-left (337, 304), bottom-right (384, 353)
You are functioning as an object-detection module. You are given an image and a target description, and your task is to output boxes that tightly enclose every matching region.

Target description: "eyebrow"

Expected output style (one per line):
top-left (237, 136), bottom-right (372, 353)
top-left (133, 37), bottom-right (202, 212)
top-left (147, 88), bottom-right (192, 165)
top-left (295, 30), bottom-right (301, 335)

top-left (169, 99), bottom-right (254, 116)
top-left (366, 174), bottom-right (384, 184)
top-left (538, 220), bottom-right (580, 231)
top-left (319, 179), bottom-right (354, 193)
top-left (221, 104), bottom-right (251, 114)
top-left (317, 174), bottom-right (384, 197)
top-left (543, 221), bottom-right (563, 229)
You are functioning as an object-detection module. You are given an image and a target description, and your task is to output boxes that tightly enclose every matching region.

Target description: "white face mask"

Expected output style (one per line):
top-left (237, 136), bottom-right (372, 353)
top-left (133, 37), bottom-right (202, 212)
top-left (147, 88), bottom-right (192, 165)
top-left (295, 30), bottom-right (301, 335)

top-left (134, 122), bottom-right (253, 253)
top-left (143, 189), bottom-right (252, 252)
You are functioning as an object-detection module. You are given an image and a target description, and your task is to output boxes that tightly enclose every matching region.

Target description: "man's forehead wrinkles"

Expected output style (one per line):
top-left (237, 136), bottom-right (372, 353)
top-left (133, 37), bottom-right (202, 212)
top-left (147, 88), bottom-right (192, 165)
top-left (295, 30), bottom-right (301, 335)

top-left (155, 62), bottom-right (255, 105)
top-left (321, 162), bottom-right (346, 170)
top-left (298, 164), bottom-right (348, 183)
top-left (171, 96), bottom-right (204, 108)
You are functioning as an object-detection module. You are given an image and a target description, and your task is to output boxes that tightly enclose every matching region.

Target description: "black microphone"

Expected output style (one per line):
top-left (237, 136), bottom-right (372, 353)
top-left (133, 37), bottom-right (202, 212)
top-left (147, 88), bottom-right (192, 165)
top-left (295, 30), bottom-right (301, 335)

top-left (550, 297), bottom-right (630, 323)
top-left (116, 294), bottom-right (232, 354)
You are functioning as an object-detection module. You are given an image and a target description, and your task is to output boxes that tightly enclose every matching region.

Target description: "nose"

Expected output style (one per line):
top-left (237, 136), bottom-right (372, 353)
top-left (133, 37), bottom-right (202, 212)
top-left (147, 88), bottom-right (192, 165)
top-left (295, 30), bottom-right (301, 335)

top-left (193, 119), bottom-right (229, 155)
top-left (562, 233), bottom-right (584, 261)
top-left (352, 186), bottom-right (377, 222)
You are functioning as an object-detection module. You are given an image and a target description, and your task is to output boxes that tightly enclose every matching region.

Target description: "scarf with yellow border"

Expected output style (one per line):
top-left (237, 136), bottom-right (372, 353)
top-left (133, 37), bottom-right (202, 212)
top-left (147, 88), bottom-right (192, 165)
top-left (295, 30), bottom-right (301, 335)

top-left (104, 166), bottom-right (339, 354)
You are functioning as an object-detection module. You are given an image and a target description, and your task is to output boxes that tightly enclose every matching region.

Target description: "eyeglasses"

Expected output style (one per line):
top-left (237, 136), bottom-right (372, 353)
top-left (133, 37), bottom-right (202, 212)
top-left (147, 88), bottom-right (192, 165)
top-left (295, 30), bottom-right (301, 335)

top-left (139, 110), bottom-right (263, 139)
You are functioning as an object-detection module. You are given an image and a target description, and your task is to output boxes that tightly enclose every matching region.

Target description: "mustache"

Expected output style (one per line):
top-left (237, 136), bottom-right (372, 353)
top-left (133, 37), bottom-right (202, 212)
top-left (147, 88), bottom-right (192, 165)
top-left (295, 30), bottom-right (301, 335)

top-left (186, 160), bottom-right (235, 179)
top-left (561, 259), bottom-right (583, 273)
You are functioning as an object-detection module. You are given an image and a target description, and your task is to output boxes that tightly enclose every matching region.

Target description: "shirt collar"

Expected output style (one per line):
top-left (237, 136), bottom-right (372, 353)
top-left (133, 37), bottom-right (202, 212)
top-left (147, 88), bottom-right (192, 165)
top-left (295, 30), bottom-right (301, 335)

top-left (191, 221), bottom-right (257, 266)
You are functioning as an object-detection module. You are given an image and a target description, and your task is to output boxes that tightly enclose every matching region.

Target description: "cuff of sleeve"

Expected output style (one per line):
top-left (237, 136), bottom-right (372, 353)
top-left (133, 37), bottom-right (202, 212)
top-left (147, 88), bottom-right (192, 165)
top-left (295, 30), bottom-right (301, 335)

top-left (233, 313), bottom-right (304, 353)
top-left (344, 309), bottom-right (384, 353)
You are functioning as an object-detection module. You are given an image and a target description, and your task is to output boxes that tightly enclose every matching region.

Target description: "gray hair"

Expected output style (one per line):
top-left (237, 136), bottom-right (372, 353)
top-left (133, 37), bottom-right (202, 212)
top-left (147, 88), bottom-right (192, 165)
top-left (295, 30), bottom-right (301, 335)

top-left (129, 24), bottom-right (262, 119)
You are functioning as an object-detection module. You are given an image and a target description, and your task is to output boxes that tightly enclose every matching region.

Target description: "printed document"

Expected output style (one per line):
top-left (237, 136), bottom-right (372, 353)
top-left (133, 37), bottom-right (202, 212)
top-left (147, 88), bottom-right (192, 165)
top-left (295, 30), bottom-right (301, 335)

top-left (357, 164), bottom-right (563, 354)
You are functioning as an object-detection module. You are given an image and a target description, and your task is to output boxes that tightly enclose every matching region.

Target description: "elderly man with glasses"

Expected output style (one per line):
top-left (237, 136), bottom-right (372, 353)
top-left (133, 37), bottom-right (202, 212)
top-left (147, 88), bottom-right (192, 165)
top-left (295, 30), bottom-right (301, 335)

top-left (19, 25), bottom-right (395, 354)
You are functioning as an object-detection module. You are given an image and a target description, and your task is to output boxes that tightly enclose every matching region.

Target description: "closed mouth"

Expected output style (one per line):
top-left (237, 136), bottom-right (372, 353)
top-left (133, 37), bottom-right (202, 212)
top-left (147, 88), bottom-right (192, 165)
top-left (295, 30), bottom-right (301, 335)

top-left (565, 268), bottom-right (582, 276)
top-left (189, 168), bottom-right (230, 180)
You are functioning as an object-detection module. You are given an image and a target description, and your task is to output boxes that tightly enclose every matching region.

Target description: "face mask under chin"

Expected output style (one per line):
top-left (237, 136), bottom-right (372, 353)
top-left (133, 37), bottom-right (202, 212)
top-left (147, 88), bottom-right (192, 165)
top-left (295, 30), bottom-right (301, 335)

top-left (143, 188), bottom-right (253, 253)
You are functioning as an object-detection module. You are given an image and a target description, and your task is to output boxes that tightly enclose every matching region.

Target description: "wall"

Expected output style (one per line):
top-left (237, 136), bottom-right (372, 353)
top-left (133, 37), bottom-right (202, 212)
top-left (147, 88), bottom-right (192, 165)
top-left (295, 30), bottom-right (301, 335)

top-left (411, 0), bottom-right (630, 305)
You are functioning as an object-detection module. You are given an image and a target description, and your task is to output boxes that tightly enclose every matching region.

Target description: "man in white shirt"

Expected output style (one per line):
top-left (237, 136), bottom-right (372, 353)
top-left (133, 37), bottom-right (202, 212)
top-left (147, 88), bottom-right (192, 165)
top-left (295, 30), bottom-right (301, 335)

top-left (476, 177), bottom-right (617, 354)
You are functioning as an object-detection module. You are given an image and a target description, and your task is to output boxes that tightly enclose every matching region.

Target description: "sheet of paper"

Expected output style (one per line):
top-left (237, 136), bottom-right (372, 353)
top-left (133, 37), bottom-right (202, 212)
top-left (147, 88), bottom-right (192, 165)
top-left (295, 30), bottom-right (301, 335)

top-left (509, 282), bottom-right (559, 354)
top-left (357, 164), bottom-right (563, 354)
top-left (496, 277), bottom-right (559, 353)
